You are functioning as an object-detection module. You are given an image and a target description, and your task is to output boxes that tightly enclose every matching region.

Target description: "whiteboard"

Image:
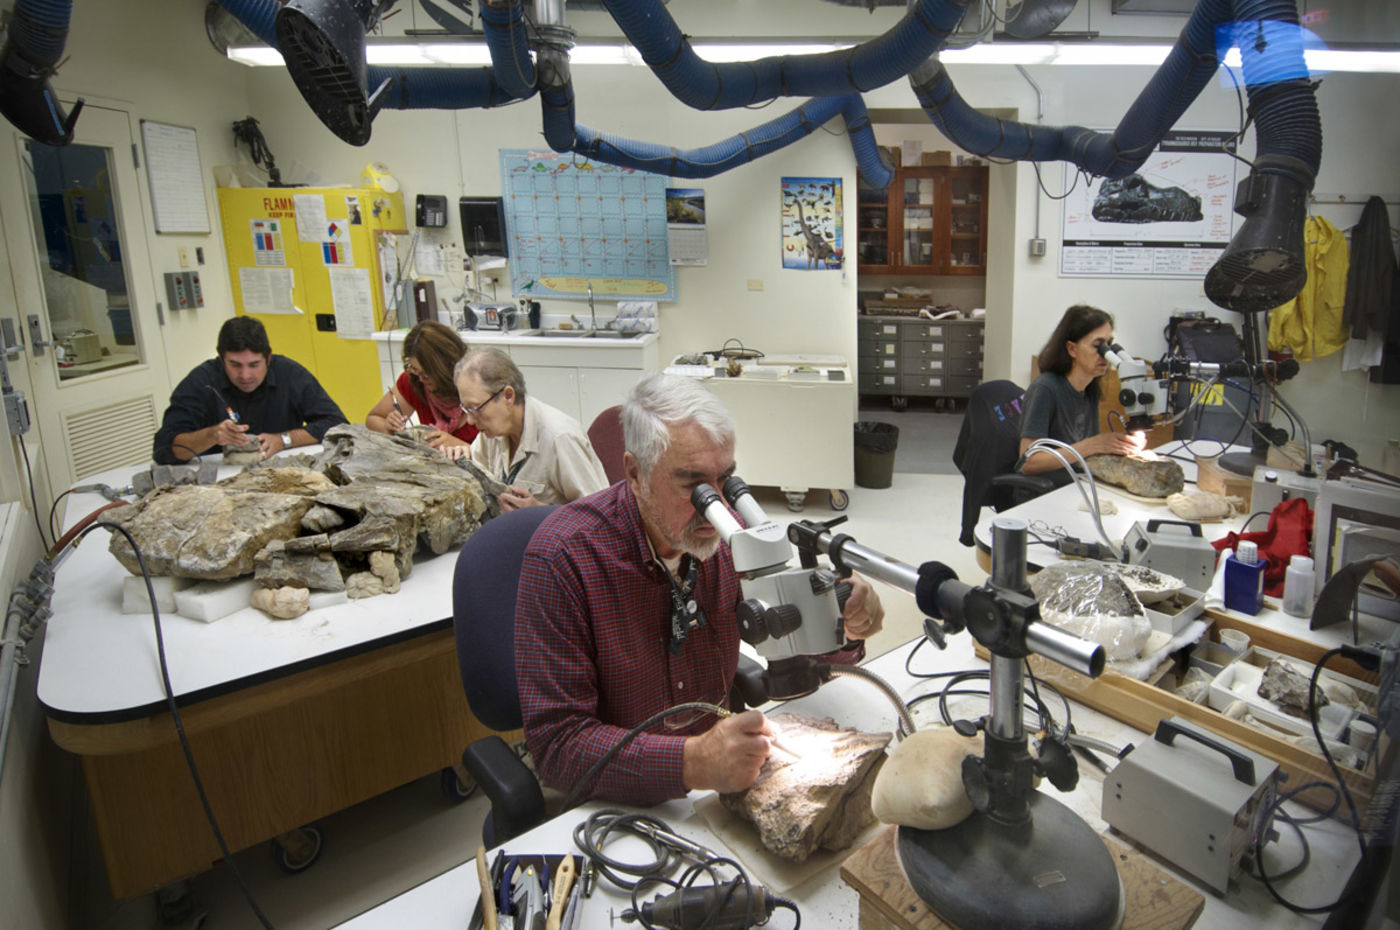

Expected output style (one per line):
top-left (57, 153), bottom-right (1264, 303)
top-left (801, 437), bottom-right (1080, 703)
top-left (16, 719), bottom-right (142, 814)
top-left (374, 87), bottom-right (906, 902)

top-left (140, 120), bottom-right (211, 234)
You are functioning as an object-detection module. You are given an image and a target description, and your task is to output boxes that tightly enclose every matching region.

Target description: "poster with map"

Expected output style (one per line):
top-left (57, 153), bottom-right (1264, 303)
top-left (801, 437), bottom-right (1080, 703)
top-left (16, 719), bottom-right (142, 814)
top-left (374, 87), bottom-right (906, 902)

top-left (500, 150), bottom-right (677, 301)
top-left (1060, 130), bottom-right (1239, 279)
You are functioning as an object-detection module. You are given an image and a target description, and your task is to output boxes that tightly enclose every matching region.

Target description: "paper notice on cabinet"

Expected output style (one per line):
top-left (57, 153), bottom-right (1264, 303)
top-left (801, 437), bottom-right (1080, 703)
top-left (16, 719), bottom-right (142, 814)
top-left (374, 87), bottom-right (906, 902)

top-left (294, 194), bottom-right (329, 242)
top-left (328, 266), bottom-right (375, 339)
top-left (238, 266), bottom-right (297, 314)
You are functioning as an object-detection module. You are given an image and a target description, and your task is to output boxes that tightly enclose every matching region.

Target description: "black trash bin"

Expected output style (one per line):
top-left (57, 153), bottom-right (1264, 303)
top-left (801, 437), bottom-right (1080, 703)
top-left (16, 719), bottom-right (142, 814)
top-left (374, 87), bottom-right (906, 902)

top-left (853, 421), bottom-right (899, 489)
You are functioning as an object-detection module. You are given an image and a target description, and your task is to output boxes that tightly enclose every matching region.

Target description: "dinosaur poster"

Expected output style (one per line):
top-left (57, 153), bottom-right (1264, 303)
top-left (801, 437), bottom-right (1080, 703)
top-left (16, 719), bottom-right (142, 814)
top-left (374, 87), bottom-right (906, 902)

top-left (1059, 129), bottom-right (1239, 279)
top-left (780, 177), bottom-right (843, 270)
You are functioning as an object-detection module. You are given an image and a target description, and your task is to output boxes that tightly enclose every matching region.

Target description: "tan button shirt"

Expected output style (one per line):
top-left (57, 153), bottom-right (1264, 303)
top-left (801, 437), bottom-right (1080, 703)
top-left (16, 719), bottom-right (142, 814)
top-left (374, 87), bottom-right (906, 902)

top-left (469, 396), bottom-right (609, 505)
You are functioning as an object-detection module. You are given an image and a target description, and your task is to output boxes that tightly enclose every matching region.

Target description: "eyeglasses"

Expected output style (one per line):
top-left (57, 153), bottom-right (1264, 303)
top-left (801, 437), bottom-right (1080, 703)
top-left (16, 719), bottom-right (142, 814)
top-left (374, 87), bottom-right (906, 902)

top-left (460, 387), bottom-right (504, 418)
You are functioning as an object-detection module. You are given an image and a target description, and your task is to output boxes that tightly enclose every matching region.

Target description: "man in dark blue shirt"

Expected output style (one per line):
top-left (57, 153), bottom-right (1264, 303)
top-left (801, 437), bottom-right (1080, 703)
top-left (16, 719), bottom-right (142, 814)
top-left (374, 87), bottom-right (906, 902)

top-left (152, 317), bottom-right (346, 464)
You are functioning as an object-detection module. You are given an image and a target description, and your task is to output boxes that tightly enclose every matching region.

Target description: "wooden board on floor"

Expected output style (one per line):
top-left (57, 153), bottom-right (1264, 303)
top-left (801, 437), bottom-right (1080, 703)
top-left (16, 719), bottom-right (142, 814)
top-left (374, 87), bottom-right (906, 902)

top-left (841, 825), bottom-right (1204, 930)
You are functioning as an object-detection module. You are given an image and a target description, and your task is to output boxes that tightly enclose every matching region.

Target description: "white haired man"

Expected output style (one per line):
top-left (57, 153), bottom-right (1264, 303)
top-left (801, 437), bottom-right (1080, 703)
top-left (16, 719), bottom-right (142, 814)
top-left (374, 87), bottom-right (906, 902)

top-left (515, 373), bottom-right (884, 806)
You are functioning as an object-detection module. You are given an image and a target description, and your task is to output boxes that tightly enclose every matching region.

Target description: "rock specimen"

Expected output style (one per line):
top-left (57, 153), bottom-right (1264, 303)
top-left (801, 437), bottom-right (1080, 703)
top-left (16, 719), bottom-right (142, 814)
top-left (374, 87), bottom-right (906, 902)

top-left (872, 728), bottom-right (983, 830)
top-left (105, 485), bottom-right (312, 580)
top-left (1166, 490), bottom-right (1238, 521)
top-left (368, 550), bottom-right (401, 593)
top-left (719, 713), bottom-right (890, 862)
top-left (251, 585), bottom-right (310, 620)
top-left (1110, 563), bottom-right (1185, 605)
top-left (301, 504), bottom-right (347, 533)
top-left (1258, 657), bottom-right (1329, 718)
top-left (130, 461), bottom-right (219, 498)
top-left (218, 467), bottom-right (337, 497)
top-left (254, 539), bottom-right (345, 592)
top-left (1030, 562), bottom-right (1151, 661)
top-left (346, 571), bottom-right (385, 599)
top-left (1085, 452), bottom-right (1185, 498)
top-left (223, 438), bottom-right (264, 465)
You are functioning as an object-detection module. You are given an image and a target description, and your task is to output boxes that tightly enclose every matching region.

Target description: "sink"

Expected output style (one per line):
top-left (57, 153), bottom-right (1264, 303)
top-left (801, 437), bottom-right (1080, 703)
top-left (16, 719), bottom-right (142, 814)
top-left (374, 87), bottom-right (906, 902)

top-left (525, 330), bottom-right (645, 339)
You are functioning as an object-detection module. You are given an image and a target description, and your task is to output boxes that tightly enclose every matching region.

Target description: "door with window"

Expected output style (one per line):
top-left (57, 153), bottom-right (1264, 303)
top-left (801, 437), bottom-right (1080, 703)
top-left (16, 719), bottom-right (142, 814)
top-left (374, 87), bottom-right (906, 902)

top-left (0, 103), bottom-right (171, 493)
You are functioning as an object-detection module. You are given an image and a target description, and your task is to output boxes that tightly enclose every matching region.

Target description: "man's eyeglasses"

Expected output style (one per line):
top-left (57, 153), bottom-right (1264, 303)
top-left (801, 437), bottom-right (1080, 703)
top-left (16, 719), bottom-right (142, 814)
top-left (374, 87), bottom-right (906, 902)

top-left (460, 387), bottom-right (504, 418)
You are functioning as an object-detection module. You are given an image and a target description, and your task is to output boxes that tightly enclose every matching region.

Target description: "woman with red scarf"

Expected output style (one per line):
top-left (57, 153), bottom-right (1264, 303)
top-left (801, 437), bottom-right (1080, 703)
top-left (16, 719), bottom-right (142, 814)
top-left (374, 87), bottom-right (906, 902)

top-left (365, 320), bottom-right (477, 451)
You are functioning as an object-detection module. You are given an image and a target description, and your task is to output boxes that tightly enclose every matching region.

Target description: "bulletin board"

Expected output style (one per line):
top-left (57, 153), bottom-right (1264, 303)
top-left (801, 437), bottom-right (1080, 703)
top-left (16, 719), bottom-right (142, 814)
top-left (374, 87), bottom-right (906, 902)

top-left (140, 120), bottom-right (211, 234)
top-left (500, 149), bottom-right (676, 301)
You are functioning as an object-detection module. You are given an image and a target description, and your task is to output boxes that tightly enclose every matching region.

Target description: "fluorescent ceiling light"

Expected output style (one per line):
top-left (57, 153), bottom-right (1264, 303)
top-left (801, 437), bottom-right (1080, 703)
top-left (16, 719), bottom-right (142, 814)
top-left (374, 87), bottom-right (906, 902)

top-left (228, 41), bottom-right (1400, 73)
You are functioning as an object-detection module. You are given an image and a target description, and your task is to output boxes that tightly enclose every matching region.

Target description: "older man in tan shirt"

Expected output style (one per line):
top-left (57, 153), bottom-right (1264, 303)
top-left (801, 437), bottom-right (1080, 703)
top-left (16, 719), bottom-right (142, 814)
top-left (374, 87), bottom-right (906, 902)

top-left (448, 347), bottom-right (609, 511)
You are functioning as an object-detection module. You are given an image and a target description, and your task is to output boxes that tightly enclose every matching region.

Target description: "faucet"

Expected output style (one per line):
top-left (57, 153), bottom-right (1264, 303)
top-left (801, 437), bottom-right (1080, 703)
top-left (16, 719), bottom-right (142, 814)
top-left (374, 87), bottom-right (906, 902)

top-left (587, 281), bottom-right (598, 333)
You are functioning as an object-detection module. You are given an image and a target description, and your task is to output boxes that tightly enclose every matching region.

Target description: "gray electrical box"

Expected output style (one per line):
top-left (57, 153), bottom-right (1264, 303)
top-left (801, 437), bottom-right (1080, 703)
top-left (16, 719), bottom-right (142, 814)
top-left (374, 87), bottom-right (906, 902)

top-left (1103, 717), bottom-right (1281, 894)
top-left (164, 271), bottom-right (204, 310)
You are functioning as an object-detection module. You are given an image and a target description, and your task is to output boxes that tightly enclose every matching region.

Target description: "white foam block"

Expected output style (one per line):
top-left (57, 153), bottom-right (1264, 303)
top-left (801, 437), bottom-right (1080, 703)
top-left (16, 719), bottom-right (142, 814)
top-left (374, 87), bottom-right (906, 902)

top-left (307, 590), bottom-right (348, 611)
top-left (121, 575), bottom-right (190, 615)
top-left (174, 578), bottom-right (258, 623)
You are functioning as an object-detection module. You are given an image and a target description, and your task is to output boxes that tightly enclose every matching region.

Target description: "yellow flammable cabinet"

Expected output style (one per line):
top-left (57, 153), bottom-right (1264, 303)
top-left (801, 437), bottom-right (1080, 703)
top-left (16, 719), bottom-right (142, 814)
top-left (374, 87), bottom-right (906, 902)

top-left (217, 187), bottom-right (407, 418)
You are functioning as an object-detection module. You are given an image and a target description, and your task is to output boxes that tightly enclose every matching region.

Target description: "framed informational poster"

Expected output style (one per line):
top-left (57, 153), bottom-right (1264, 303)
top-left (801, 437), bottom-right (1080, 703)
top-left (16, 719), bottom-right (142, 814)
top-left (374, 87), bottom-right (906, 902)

top-left (780, 177), bottom-right (843, 270)
top-left (1060, 130), bottom-right (1239, 279)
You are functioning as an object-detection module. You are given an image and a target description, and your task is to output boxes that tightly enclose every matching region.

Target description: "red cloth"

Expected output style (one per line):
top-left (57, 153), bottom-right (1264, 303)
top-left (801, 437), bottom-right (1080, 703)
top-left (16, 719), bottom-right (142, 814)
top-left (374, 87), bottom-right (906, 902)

top-left (395, 371), bottom-right (477, 443)
top-left (1211, 497), bottom-right (1313, 597)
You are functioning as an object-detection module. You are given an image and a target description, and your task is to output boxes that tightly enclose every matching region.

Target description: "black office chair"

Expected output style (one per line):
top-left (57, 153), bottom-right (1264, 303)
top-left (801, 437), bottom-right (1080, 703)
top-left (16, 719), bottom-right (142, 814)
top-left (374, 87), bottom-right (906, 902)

top-left (953, 380), bottom-right (1057, 547)
top-left (452, 505), bottom-right (558, 847)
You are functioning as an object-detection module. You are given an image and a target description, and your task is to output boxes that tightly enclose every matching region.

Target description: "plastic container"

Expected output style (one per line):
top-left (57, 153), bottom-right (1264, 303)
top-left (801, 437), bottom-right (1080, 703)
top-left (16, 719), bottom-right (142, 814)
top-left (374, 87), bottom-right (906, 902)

top-left (1282, 554), bottom-right (1316, 618)
top-left (853, 421), bottom-right (899, 489)
top-left (1224, 540), bottom-right (1265, 615)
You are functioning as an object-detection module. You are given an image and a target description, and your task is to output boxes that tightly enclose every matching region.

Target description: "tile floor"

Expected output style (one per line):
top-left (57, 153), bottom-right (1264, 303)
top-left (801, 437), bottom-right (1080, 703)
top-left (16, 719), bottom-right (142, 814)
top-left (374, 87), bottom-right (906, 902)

top-left (94, 414), bottom-right (981, 930)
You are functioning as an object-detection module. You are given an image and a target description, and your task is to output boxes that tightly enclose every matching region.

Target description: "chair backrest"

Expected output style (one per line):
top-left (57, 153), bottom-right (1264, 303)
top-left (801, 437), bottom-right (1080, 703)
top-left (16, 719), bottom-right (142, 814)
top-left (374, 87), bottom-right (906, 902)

top-left (953, 381), bottom-right (1027, 547)
top-left (587, 404), bottom-right (628, 486)
top-left (452, 505), bottom-right (558, 732)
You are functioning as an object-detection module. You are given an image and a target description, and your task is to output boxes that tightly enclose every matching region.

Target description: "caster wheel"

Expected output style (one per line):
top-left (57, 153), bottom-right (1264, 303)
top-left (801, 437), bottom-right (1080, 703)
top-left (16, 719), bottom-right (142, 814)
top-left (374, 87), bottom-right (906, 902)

top-left (892, 396), bottom-right (908, 411)
top-left (271, 824), bottom-right (324, 874)
top-left (784, 490), bottom-right (807, 512)
top-left (442, 765), bottom-right (478, 802)
top-left (829, 490), bottom-right (850, 511)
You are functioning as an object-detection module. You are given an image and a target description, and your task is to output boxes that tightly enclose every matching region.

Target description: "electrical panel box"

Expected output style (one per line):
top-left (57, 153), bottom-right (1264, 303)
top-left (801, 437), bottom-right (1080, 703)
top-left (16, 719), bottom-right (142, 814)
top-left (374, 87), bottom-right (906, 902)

top-left (163, 271), bottom-right (204, 310)
top-left (416, 194), bottom-right (448, 228)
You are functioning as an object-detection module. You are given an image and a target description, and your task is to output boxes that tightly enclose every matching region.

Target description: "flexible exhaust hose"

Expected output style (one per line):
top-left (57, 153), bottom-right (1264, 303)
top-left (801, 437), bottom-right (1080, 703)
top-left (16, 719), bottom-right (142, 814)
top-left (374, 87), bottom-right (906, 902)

top-left (216, 0), bottom-right (534, 109)
top-left (0, 0), bottom-right (83, 143)
top-left (604, 0), bottom-right (975, 111)
top-left (481, 0), bottom-right (536, 100)
top-left (566, 94), bottom-right (892, 186)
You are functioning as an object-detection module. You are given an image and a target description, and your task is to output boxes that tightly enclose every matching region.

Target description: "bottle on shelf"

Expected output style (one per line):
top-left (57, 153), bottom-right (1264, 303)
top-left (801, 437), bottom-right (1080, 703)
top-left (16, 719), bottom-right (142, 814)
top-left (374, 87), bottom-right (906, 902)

top-left (1281, 554), bottom-right (1316, 618)
top-left (1224, 540), bottom-right (1267, 616)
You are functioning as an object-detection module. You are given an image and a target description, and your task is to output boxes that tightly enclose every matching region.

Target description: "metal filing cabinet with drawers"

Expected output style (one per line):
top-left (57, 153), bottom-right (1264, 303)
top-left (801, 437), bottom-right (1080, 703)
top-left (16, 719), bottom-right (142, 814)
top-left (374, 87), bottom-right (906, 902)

top-left (858, 316), bottom-right (984, 405)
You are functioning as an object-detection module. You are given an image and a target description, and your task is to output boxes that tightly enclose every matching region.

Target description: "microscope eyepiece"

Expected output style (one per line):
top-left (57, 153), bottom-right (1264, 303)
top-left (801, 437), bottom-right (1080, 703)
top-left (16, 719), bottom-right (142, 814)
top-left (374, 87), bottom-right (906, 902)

top-left (690, 483), bottom-right (723, 513)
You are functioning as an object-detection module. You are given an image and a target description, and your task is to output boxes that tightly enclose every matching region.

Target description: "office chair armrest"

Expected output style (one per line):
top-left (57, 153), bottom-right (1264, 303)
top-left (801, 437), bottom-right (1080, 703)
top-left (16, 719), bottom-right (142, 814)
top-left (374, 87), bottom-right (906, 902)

top-left (462, 735), bottom-right (546, 846)
top-left (991, 472), bottom-right (1058, 505)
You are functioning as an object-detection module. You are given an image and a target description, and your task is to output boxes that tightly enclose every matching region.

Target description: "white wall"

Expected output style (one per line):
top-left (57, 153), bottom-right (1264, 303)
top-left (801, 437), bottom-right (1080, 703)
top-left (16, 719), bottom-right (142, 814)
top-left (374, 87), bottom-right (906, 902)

top-left (0, 3), bottom-right (252, 926)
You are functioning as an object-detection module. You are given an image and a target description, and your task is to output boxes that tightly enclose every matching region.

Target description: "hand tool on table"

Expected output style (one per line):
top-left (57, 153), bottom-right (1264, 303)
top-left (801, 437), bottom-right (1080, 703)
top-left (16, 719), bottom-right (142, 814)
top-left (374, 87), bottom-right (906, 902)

top-left (476, 846), bottom-right (497, 930)
top-left (511, 864), bottom-right (546, 930)
top-left (546, 855), bottom-right (576, 930)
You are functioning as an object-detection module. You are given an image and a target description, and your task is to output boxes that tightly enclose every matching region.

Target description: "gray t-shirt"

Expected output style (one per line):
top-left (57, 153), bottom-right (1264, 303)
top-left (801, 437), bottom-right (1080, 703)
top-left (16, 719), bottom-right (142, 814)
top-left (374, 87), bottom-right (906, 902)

top-left (1020, 372), bottom-right (1098, 446)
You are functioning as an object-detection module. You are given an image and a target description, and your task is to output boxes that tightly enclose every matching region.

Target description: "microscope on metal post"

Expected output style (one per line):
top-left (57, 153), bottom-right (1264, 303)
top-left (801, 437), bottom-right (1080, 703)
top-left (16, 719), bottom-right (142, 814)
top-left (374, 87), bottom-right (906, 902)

top-left (692, 475), bottom-right (1124, 930)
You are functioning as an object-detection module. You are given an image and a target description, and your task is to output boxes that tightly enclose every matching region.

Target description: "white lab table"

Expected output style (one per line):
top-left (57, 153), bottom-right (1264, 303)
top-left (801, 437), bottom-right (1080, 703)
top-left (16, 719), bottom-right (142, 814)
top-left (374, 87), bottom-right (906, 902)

top-left (332, 637), bottom-right (1361, 929)
top-left (38, 456), bottom-right (502, 898)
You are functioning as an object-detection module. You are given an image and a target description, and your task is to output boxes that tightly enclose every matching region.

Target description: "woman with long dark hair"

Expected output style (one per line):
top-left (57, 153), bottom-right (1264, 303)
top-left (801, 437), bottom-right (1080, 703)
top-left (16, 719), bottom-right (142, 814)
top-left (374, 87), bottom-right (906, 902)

top-left (365, 320), bottom-right (477, 451)
top-left (1018, 304), bottom-right (1144, 475)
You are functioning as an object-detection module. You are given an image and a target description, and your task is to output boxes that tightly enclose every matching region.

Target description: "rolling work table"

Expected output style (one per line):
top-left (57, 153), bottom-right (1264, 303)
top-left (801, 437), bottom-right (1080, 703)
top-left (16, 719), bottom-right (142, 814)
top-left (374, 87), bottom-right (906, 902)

top-left (332, 635), bottom-right (1362, 929)
top-left (38, 456), bottom-right (505, 899)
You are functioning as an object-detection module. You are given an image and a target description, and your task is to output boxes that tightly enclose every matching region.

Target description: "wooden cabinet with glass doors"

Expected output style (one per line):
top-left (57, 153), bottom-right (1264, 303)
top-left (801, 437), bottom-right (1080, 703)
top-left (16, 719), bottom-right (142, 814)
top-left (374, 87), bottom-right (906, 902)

top-left (857, 165), bottom-right (988, 275)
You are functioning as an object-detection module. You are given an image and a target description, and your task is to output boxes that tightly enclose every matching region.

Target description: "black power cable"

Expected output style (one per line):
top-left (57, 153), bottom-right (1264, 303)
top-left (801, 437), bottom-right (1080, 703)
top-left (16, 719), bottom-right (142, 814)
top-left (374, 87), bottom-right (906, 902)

top-left (76, 520), bottom-right (278, 929)
top-left (16, 434), bottom-right (50, 551)
top-left (232, 117), bottom-right (287, 187)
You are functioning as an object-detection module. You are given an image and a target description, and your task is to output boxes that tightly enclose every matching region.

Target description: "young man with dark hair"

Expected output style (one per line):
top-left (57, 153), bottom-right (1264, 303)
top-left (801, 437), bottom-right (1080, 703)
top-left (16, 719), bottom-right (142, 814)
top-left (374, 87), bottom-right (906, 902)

top-left (152, 316), bottom-right (346, 464)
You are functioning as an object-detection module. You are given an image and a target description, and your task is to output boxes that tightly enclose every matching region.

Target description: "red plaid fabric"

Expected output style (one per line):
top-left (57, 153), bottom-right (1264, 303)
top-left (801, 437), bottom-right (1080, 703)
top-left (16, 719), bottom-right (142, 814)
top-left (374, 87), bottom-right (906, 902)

top-left (515, 482), bottom-right (741, 805)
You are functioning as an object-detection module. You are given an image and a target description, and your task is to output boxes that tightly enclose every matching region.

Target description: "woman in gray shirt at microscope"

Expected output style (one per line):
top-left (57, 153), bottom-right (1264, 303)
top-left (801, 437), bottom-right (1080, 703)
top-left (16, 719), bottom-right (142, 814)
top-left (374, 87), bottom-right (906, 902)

top-left (1018, 304), bottom-right (1145, 475)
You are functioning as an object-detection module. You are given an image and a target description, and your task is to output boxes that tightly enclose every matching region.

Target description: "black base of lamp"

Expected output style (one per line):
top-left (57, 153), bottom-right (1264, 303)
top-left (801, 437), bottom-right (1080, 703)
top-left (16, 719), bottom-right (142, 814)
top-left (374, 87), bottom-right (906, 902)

top-left (897, 792), bottom-right (1124, 930)
top-left (1219, 449), bottom-right (1269, 478)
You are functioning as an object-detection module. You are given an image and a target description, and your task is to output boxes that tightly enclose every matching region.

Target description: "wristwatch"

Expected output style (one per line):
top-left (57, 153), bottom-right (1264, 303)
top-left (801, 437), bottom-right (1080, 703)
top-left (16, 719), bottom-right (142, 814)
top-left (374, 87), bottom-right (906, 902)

top-left (281, 431), bottom-right (292, 449)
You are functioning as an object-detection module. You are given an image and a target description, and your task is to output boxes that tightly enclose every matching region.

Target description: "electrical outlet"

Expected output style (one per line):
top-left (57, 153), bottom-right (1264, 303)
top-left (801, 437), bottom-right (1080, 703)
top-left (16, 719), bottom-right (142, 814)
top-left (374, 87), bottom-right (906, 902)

top-left (747, 279), bottom-right (764, 291)
top-left (178, 247), bottom-right (191, 269)
top-left (1028, 238), bottom-right (1047, 258)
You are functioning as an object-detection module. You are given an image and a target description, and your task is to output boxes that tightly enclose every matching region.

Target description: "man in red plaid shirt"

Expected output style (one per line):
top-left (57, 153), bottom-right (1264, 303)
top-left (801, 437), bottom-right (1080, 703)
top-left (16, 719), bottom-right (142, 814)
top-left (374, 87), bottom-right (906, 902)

top-left (516, 373), bottom-right (884, 806)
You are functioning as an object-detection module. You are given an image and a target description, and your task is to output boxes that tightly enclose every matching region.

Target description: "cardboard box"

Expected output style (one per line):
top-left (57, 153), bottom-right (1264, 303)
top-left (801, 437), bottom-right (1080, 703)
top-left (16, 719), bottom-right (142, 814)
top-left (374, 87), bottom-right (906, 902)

top-left (920, 151), bottom-right (953, 166)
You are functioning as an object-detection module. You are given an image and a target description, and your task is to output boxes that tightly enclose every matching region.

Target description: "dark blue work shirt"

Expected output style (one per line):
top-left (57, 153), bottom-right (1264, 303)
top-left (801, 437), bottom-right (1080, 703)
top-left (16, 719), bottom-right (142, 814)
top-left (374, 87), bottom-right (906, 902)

top-left (152, 355), bottom-right (346, 464)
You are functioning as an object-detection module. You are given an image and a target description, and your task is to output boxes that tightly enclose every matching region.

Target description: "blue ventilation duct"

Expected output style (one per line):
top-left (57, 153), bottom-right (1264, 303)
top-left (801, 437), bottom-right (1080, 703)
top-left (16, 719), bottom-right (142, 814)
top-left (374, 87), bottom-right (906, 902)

top-left (0, 0), bottom-right (84, 144)
top-left (138, 1), bottom-right (1327, 308)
